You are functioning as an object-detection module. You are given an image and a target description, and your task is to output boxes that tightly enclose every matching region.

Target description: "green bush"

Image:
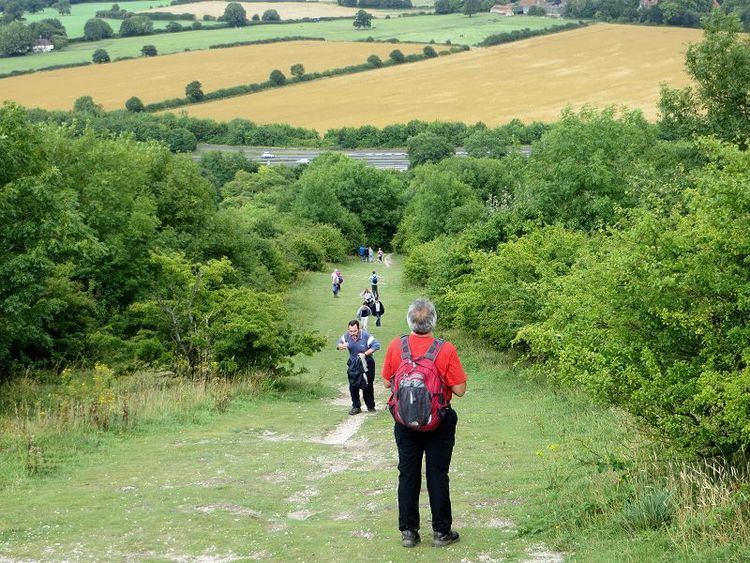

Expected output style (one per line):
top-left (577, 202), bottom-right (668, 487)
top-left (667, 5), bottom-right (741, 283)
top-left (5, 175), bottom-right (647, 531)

top-left (92, 48), bottom-right (110, 63)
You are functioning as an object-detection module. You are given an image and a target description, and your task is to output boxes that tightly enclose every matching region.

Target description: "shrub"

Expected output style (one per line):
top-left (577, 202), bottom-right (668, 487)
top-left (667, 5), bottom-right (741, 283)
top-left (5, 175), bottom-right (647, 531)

top-left (185, 80), bottom-right (204, 102)
top-left (125, 96), bottom-right (144, 112)
top-left (423, 45), bottom-right (438, 58)
top-left (92, 48), bottom-right (110, 63)
top-left (367, 54), bottom-right (383, 67)
top-left (165, 21), bottom-right (183, 32)
top-left (389, 49), bottom-right (405, 63)
top-left (83, 18), bottom-right (113, 41)
top-left (269, 69), bottom-right (286, 86)
top-left (119, 15), bottom-right (153, 37)
top-left (141, 44), bottom-right (157, 56)
top-left (261, 8), bottom-right (280, 21)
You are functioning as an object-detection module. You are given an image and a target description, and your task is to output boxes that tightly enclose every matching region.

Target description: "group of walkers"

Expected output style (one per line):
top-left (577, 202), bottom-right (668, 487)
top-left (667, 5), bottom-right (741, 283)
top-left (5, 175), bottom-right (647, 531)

top-left (358, 244), bottom-right (384, 264)
top-left (332, 254), bottom-right (468, 548)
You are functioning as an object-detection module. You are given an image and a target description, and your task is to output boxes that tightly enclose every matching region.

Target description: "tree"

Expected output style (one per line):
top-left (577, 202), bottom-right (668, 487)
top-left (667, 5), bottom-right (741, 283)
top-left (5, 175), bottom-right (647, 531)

top-left (167, 128), bottom-right (197, 152)
top-left (83, 18), bottom-right (113, 41)
top-left (423, 45), bottom-right (437, 58)
top-left (29, 18), bottom-right (67, 40)
top-left (92, 48), bottom-right (110, 63)
top-left (290, 63), bottom-right (305, 79)
top-left (261, 8), bottom-right (280, 21)
top-left (185, 80), bottom-right (204, 102)
top-left (119, 15), bottom-right (153, 37)
top-left (269, 69), bottom-right (286, 86)
top-left (222, 2), bottom-right (247, 26)
top-left (353, 9), bottom-right (373, 29)
top-left (72, 95), bottom-right (103, 114)
top-left (0, 21), bottom-right (35, 56)
top-left (52, 0), bottom-right (71, 15)
top-left (1, 1), bottom-right (25, 23)
top-left (165, 21), bottom-right (182, 31)
top-left (141, 44), bottom-right (157, 56)
top-left (406, 131), bottom-right (455, 167)
top-left (434, 0), bottom-right (456, 13)
top-left (659, 13), bottom-right (750, 146)
top-left (125, 96), bottom-right (144, 112)
top-left (463, 0), bottom-right (481, 16)
top-left (389, 49), bottom-right (405, 63)
top-left (367, 54), bottom-right (383, 67)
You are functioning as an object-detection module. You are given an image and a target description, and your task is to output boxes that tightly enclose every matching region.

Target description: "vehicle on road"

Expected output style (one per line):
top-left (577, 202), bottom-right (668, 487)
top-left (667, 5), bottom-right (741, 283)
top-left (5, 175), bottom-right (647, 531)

top-left (296, 158), bottom-right (311, 164)
top-left (261, 151), bottom-right (275, 159)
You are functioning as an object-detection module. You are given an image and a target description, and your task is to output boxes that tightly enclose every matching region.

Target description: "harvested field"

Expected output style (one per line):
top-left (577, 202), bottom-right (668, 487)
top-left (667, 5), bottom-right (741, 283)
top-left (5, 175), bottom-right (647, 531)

top-left (0, 41), bottom-right (424, 111)
top-left (138, 1), bottom-right (404, 19)
top-left (182, 24), bottom-right (703, 129)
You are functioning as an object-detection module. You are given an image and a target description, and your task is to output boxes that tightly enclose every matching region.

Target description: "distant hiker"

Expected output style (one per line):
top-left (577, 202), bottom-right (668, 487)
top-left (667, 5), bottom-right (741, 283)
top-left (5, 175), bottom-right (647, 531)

top-left (360, 287), bottom-right (375, 305)
top-left (331, 269), bottom-right (343, 298)
top-left (369, 271), bottom-right (381, 299)
top-left (377, 248), bottom-right (384, 263)
top-left (358, 245), bottom-right (367, 262)
top-left (337, 319), bottom-right (380, 415)
top-left (370, 297), bottom-right (385, 327)
top-left (357, 301), bottom-right (372, 331)
top-left (381, 298), bottom-right (467, 548)
top-left (368, 246), bottom-right (374, 262)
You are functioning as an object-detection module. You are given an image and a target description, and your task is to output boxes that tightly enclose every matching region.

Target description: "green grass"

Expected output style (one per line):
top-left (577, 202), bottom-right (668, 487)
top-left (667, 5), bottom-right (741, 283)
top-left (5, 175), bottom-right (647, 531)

top-left (23, 0), bottom-right (223, 39)
top-left (0, 13), bottom-right (576, 74)
top-left (1, 256), bottom-right (745, 560)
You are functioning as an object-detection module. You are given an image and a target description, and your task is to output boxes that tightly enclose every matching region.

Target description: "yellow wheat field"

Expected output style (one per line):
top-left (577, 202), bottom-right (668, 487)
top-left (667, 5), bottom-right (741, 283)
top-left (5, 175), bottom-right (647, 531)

top-left (0, 41), bottom-right (424, 111)
top-left (139, 1), bottom-right (400, 19)
top-left (182, 24), bottom-right (704, 129)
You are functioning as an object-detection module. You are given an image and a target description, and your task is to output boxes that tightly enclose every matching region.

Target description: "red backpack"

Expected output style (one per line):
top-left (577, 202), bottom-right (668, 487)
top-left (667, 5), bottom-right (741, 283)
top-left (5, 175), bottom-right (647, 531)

top-left (388, 336), bottom-right (448, 432)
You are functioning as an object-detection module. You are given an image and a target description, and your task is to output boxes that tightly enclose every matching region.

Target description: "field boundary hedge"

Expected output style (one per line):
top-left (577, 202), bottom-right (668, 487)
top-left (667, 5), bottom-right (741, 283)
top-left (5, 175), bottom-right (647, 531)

top-left (477, 20), bottom-right (589, 46)
top-left (141, 44), bottom-right (469, 112)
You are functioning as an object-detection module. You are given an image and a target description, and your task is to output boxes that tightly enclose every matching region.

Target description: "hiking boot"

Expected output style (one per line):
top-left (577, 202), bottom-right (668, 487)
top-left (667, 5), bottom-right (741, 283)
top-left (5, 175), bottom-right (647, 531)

top-left (348, 407), bottom-right (361, 415)
top-left (432, 530), bottom-right (460, 547)
top-left (367, 407), bottom-right (376, 412)
top-left (401, 530), bottom-right (420, 548)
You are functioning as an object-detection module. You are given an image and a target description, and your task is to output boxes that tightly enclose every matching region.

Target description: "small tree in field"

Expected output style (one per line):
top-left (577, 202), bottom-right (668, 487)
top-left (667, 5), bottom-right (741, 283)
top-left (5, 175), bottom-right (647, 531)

top-left (389, 49), bottom-right (405, 63)
top-left (269, 69), bottom-right (286, 86)
top-left (290, 63), bottom-right (305, 79)
top-left (423, 45), bottom-right (437, 58)
top-left (367, 54), bottom-right (383, 67)
top-left (125, 96), bottom-right (144, 112)
top-left (353, 9), bottom-right (373, 29)
top-left (185, 80), bottom-right (204, 101)
top-left (261, 8), bottom-right (280, 21)
top-left (463, 0), bottom-right (481, 16)
top-left (92, 48), bottom-right (110, 63)
top-left (141, 44), bottom-right (157, 56)
top-left (223, 2), bottom-right (247, 26)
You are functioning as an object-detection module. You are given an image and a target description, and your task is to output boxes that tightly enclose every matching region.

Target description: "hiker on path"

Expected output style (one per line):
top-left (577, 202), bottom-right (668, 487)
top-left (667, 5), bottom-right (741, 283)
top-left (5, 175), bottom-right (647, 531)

top-left (370, 297), bottom-right (385, 327)
top-left (357, 301), bottom-right (372, 331)
top-left (337, 319), bottom-right (380, 415)
top-left (377, 248), bottom-right (384, 263)
top-left (381, 298), bottom-right (467, 548)
top-left (369, 271), bottom-right (381, 299)
top-left (368, 246), bottom-right (374, 262)
top-left (360, 287), bottom-right (375, 305)
top-left (331, 269), bottom-right (343, 298)
top-left (358, 245), bottom-right (367, 262)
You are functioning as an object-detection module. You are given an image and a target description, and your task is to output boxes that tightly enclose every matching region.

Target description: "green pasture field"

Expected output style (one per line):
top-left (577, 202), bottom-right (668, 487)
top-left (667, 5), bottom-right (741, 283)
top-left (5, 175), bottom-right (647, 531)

top-left (1, 256), bottom-right (736, 560)
top-left (0, 13), bottom-right (575, 74)
top-left (23, 1), bottom-right (223, 39)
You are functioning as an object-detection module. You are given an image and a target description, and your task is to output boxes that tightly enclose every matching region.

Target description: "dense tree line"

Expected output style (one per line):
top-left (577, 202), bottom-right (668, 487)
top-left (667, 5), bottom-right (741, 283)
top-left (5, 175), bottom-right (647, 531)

top-left (400, 13), bottom-right (750, 457)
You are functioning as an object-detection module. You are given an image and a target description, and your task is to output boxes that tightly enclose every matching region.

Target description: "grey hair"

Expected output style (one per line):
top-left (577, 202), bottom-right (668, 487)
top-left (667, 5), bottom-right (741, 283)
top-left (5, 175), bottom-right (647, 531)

top-left (407, 298), bottom-right (437, 334)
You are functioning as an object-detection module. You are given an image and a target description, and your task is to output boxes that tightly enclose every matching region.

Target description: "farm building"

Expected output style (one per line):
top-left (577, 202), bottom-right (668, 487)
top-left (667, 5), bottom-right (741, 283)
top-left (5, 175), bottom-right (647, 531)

top-left (490, 4), bottom-right (515, 15)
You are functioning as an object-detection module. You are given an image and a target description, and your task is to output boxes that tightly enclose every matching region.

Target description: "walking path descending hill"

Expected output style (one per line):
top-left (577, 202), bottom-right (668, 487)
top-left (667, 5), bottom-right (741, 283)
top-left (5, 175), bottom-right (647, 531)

top-left (0, 257), bottom-right (566, 562)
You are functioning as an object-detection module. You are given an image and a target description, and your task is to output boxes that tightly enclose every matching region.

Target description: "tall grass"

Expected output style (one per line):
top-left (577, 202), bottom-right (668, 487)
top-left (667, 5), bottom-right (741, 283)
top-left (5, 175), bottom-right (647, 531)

top-left (0, 367), bottom-right (270, 487)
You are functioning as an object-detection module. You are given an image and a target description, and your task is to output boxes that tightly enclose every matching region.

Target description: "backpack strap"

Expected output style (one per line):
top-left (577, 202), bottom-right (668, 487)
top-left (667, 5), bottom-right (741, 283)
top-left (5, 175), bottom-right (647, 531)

top-left (423, 338), bottom-right (444, 361)
top-left (399, 335), bottom-right (411, 361)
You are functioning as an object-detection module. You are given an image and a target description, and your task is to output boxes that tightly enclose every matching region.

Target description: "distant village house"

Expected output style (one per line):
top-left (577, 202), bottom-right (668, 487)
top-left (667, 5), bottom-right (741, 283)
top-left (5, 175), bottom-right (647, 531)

top-left (32, 38), bottom-right (54, 53)
top-left (490, 0), bottom-right (565, 16)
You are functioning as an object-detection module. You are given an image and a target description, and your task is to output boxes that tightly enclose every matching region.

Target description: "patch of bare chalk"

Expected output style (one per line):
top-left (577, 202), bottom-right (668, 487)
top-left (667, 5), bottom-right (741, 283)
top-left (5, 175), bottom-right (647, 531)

top-left (314, 414), bottom-right (368, 445)
top-left (194, 503), bottom-right (261, 517)
top-left (522, 544), bottom-right (565, 563)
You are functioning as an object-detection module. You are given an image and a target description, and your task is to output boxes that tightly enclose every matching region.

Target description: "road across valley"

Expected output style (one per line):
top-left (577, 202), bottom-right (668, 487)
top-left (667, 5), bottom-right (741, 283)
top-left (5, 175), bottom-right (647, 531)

top-left (193, 144), bottom-right (532, 170)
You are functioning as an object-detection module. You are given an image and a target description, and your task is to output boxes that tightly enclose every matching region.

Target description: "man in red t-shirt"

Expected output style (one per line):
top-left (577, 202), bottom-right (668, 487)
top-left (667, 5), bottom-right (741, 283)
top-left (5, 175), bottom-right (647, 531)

top-left (382, 298), bottom-right (467, 548)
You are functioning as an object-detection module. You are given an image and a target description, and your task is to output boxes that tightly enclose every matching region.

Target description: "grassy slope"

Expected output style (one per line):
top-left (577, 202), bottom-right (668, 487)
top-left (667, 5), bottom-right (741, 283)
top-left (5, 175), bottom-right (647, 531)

top-left (0, 13), bottom-right (573, 74)
top-left (22, 0), bottom-right (224, 39)
top-left (0, 257), bottom-right (700, 561)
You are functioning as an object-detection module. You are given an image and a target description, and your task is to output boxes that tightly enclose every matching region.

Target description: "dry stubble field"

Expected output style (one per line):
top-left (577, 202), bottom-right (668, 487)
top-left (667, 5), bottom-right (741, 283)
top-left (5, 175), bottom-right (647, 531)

top-left (0, 41), bottom-right (424, 111)
top-left (182, 24), bottom-right (703, 129)
top-left (139, 1), bottom-right (405, 18)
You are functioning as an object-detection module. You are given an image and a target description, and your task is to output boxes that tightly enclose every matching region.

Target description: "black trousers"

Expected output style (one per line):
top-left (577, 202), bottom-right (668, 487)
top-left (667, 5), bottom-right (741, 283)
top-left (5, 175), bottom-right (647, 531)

top-left (393, 408), bottom-right (457, 534)
top-left (348, 362), bottom-right (375, 409)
